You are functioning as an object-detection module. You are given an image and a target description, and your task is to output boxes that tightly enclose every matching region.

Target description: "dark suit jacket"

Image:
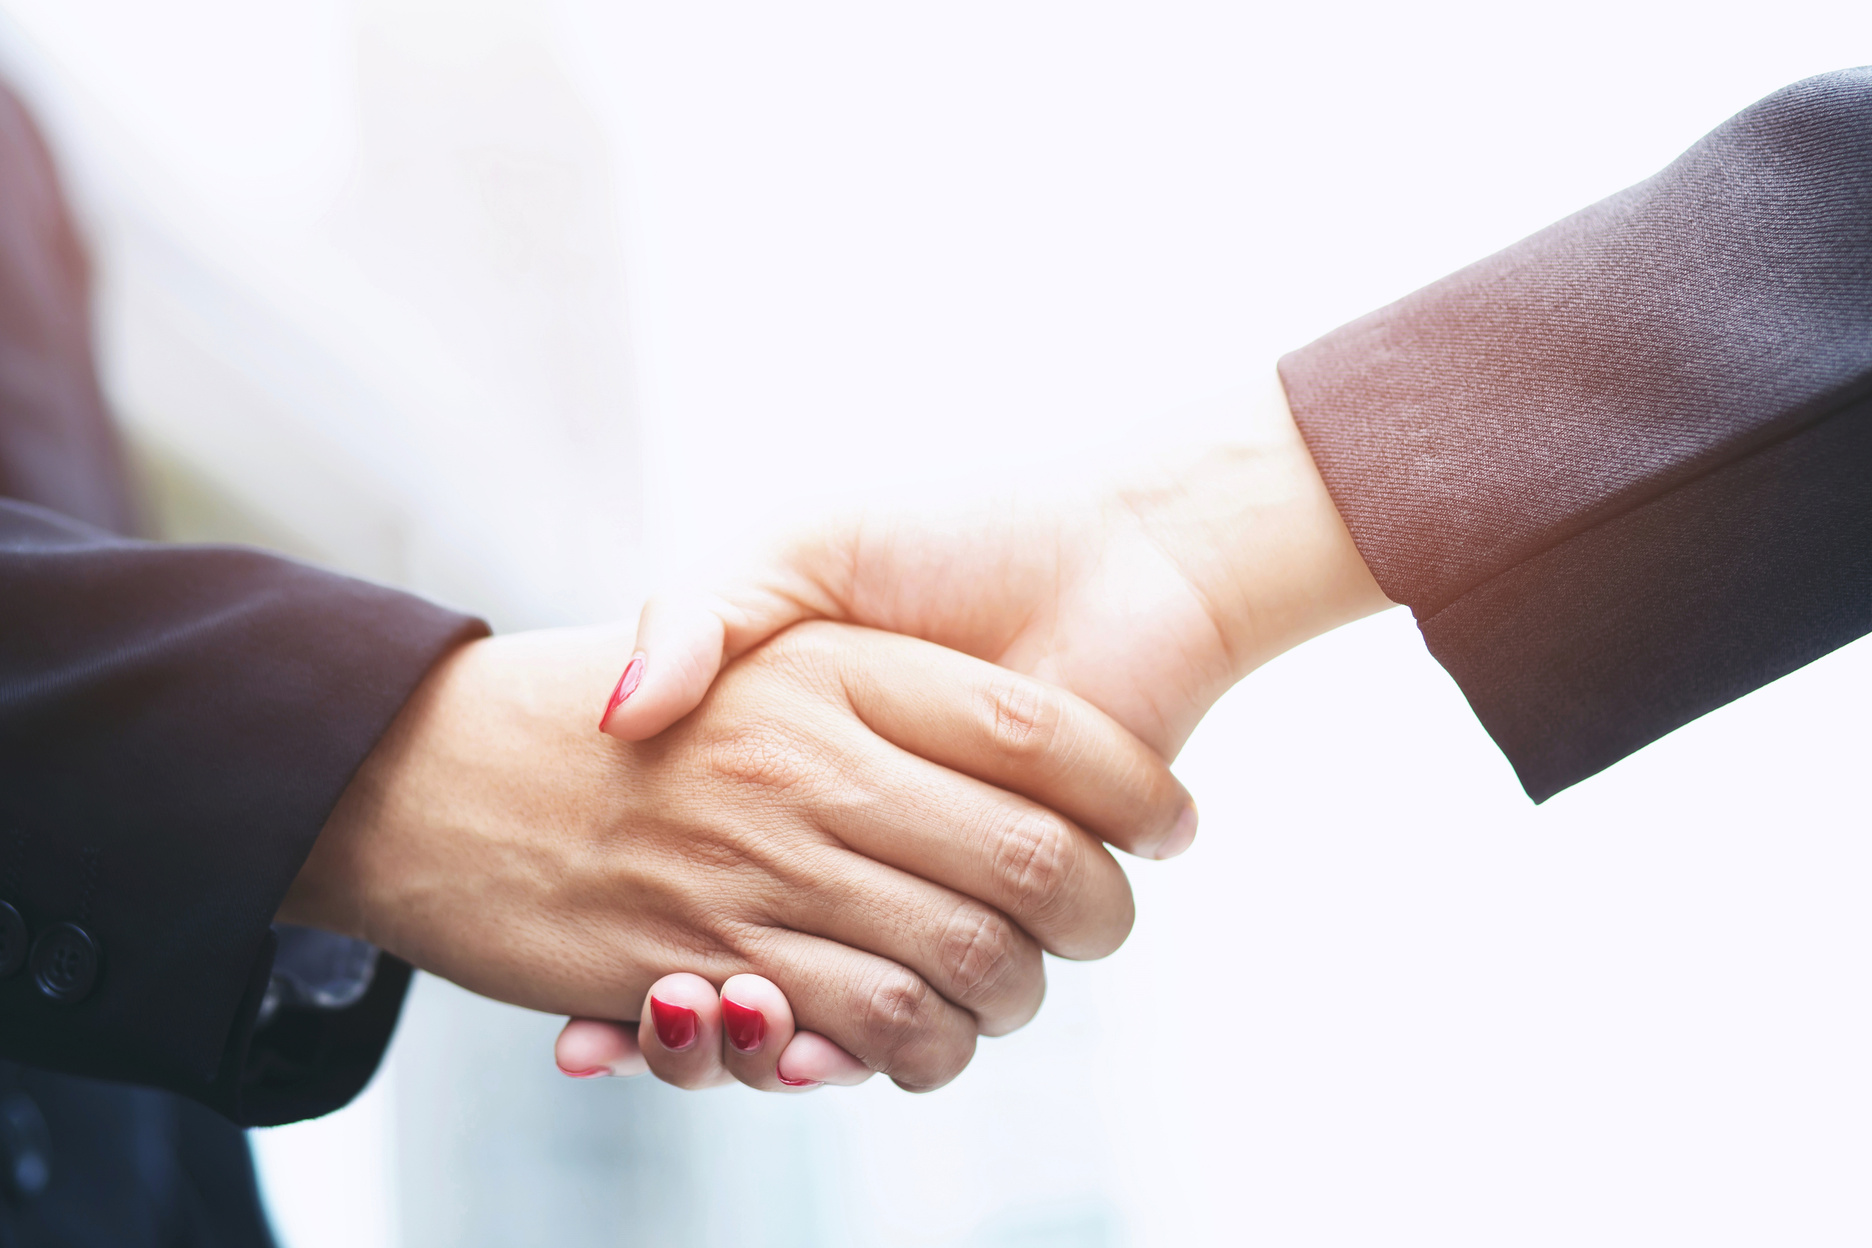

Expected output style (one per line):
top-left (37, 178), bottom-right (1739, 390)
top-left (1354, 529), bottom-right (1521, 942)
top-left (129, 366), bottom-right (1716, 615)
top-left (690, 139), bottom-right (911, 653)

top-left (0, 500), bottom-right (480, 1121)
top-left (0, 79), bottom-right (482, 1243)
top-left (1282, 67), bottom-right (1872, 801)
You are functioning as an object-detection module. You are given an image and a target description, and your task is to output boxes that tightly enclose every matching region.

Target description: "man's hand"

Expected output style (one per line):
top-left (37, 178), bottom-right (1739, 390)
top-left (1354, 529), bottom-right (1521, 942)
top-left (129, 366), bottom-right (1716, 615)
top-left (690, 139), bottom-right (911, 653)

top-left (279, 621), bottom-right (1189, 1091)
top-left (601, 382), bottom-right (1390, 768)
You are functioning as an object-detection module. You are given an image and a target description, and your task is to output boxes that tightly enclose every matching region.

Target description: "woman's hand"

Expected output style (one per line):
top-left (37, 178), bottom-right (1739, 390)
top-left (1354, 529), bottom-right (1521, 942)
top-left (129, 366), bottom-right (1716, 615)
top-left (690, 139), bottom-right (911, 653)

top-left (556, 382), bottom-right (1393, 1094)
top-left (600, 382), bottom-right (1389, 762)
top-left (280, 620), bottom-right (1188, 1091)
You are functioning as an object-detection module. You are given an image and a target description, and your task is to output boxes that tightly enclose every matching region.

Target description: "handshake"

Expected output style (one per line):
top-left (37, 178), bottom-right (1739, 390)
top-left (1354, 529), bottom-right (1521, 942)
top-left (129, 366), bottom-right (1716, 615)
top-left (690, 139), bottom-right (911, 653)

top-left (277, 385), bottom-right (1391, 1093)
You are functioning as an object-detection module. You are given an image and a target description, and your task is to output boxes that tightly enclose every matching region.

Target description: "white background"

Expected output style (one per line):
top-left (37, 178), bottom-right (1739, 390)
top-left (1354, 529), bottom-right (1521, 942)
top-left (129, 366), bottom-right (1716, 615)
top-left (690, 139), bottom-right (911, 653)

top-left (2, 2), bottom-right (1870, 1244)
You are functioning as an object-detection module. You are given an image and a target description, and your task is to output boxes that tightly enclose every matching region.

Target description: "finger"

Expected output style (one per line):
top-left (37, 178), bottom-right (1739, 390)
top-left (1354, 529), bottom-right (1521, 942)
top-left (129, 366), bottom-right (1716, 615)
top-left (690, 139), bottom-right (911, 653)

top-left (777, 1031), bottom-right (873, 1088)
top-left (774, 842), bottom-right (1046, 1036)
top-left (826, 752), bottom-right (1133, 961)
top-left (637, 973), bottom-right (731, 1090)
top-left (744, 929), bottom-right (979, 1092)
top-left (555, 1017), bottom-right (648, 1079)
top-left (598, 594), bottom-right (728, 741)
top-left (771, 637), bottom-right (1132, 959)
top-left (839, 626), bottom-right (1197, 859)
top-left (598, 522), bottom-right (877, 743)
top-left (717, 973), bottom-right (799, 1091)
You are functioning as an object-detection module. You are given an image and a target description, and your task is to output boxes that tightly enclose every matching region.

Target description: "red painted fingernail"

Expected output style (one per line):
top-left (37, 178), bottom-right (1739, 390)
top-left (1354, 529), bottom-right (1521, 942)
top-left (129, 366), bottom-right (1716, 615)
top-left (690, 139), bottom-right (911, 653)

top-left (598, 654), bottom-right (647, 731)
top-left (650, 996), bottom-right (698, 1051)
top-left (777, 1074), bottom-right (822, 1088)
top-left (722, 998), bottom-right (767, 1053)
top-left (558, 1065), bottom-right (610, 1080)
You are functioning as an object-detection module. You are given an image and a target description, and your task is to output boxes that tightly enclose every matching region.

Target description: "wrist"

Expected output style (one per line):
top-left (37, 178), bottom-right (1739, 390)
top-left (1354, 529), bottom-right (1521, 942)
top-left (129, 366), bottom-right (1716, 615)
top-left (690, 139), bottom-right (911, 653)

top-left (276, 637), bottom-right (485, 944)
top-left (1127, 379), bottom-right (1392, 683)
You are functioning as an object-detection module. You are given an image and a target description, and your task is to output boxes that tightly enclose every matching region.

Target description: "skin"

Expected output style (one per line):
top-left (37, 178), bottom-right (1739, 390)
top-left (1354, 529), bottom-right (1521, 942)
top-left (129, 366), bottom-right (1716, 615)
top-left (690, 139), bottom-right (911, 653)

top-left (562, 380), bottom-right (1394, 1089)
top-left (603, 381), bottom-right (1388, 760)
top-left (279, 619), bottom-right (1191, 1091)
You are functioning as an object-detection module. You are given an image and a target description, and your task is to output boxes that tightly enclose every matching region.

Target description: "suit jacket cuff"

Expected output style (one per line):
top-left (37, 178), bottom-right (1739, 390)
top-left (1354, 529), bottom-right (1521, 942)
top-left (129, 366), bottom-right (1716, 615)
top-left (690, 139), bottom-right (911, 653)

top-left (0, 500), bottom-right (486, 1119)
top-left (1278, 69), bottom-right (1872, 800)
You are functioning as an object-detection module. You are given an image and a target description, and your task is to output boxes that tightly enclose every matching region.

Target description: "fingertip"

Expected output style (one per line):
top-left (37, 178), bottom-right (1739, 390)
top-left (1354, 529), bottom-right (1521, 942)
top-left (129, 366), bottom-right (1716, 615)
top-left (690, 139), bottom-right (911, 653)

top-left (596, 653), bottom-right (647, 735)
top-left (1144, 803), bottom-right (1199, 861)
top-left (720, 973), bottom-right (792, 1055)
top-left (644, 972), bottom-right (718, 1054)
top-left (598, 596), bottom-right (729, 741)
top-left (556, 1017), bottom-right (648, 1079)
top-left (776, 1031), bottom-right (873, 1089)
top-left (637, 973), bottom-right (732, 1090)
top-left (720, 973), bottom-right (789, 1017)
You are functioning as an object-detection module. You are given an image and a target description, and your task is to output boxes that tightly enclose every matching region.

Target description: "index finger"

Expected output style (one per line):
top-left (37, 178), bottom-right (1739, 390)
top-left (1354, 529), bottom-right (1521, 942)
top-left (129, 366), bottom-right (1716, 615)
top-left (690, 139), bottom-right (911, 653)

top-left (827, 626), bottom-right (1198, 860)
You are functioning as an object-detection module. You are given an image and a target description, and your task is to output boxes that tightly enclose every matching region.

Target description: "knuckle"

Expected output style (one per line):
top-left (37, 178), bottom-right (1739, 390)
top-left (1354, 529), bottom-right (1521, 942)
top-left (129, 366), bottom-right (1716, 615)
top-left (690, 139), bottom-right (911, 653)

top-left (763, 620), bottom-right (844, 674)
top-left (991, 809), bottom-right (1079, 925)
top-left (938, 906), bottom-right (1025, 1009)
top-left (727, 624), bottom-right (844, 707)
top-left (981, 677), bottom-right (1062, 765)
top-left (702, 727), bottom-right (816, 796)
top-left (673, 831), bottom-right (757, 875)
top-left (859, 968), bottom-right (939, 1067)
top-left (707, 916), bottom-right (778, 965)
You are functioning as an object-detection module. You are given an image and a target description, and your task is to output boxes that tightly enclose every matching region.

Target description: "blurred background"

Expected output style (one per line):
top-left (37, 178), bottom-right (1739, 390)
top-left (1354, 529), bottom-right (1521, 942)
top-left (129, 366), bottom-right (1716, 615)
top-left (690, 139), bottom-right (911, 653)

top-left (3, 1), bottom-right (1870, 1243)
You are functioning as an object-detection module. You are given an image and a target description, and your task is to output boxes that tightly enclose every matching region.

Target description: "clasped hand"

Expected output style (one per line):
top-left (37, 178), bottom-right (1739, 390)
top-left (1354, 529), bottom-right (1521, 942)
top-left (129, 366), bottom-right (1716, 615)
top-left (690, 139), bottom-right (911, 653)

top-left (285, 386), bottom-right (1390, 1094)
top-left (285, 617), bottom-right (1189, 1091)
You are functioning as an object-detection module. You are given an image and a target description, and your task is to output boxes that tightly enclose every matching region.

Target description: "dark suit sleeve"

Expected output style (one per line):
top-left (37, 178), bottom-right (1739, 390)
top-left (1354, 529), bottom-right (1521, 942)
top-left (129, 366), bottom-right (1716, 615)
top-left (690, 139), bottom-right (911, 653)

top-left (0, 499), bottom-right (487, 1125)
top-left (1278, 68), bottom-right (1872, 802)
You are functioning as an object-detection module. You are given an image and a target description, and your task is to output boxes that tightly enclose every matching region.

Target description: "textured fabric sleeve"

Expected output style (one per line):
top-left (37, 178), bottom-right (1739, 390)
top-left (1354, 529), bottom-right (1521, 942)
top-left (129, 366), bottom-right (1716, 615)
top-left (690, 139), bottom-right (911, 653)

top-left (0, 499), bottom-right (487, 1124)
top-left (1278, 68), bottom-right (1872, 801)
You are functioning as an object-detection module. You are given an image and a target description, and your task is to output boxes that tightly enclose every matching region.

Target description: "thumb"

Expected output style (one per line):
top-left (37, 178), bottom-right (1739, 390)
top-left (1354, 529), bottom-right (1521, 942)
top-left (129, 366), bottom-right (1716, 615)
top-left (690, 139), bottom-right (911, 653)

top-left (597, 574), bottom-right (836, 740)
top-left (596, 593), bottom-right (731, 741)
top-left (598, 522), bottom-right (863, 741)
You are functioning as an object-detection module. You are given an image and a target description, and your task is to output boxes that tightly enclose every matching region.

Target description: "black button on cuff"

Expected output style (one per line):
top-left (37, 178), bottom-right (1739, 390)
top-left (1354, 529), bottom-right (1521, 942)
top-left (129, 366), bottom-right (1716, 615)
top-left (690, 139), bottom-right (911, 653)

top-left (31, 922), bottom-right (99, 1004)
top-left (0, 902), bottom-right (24, 979)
